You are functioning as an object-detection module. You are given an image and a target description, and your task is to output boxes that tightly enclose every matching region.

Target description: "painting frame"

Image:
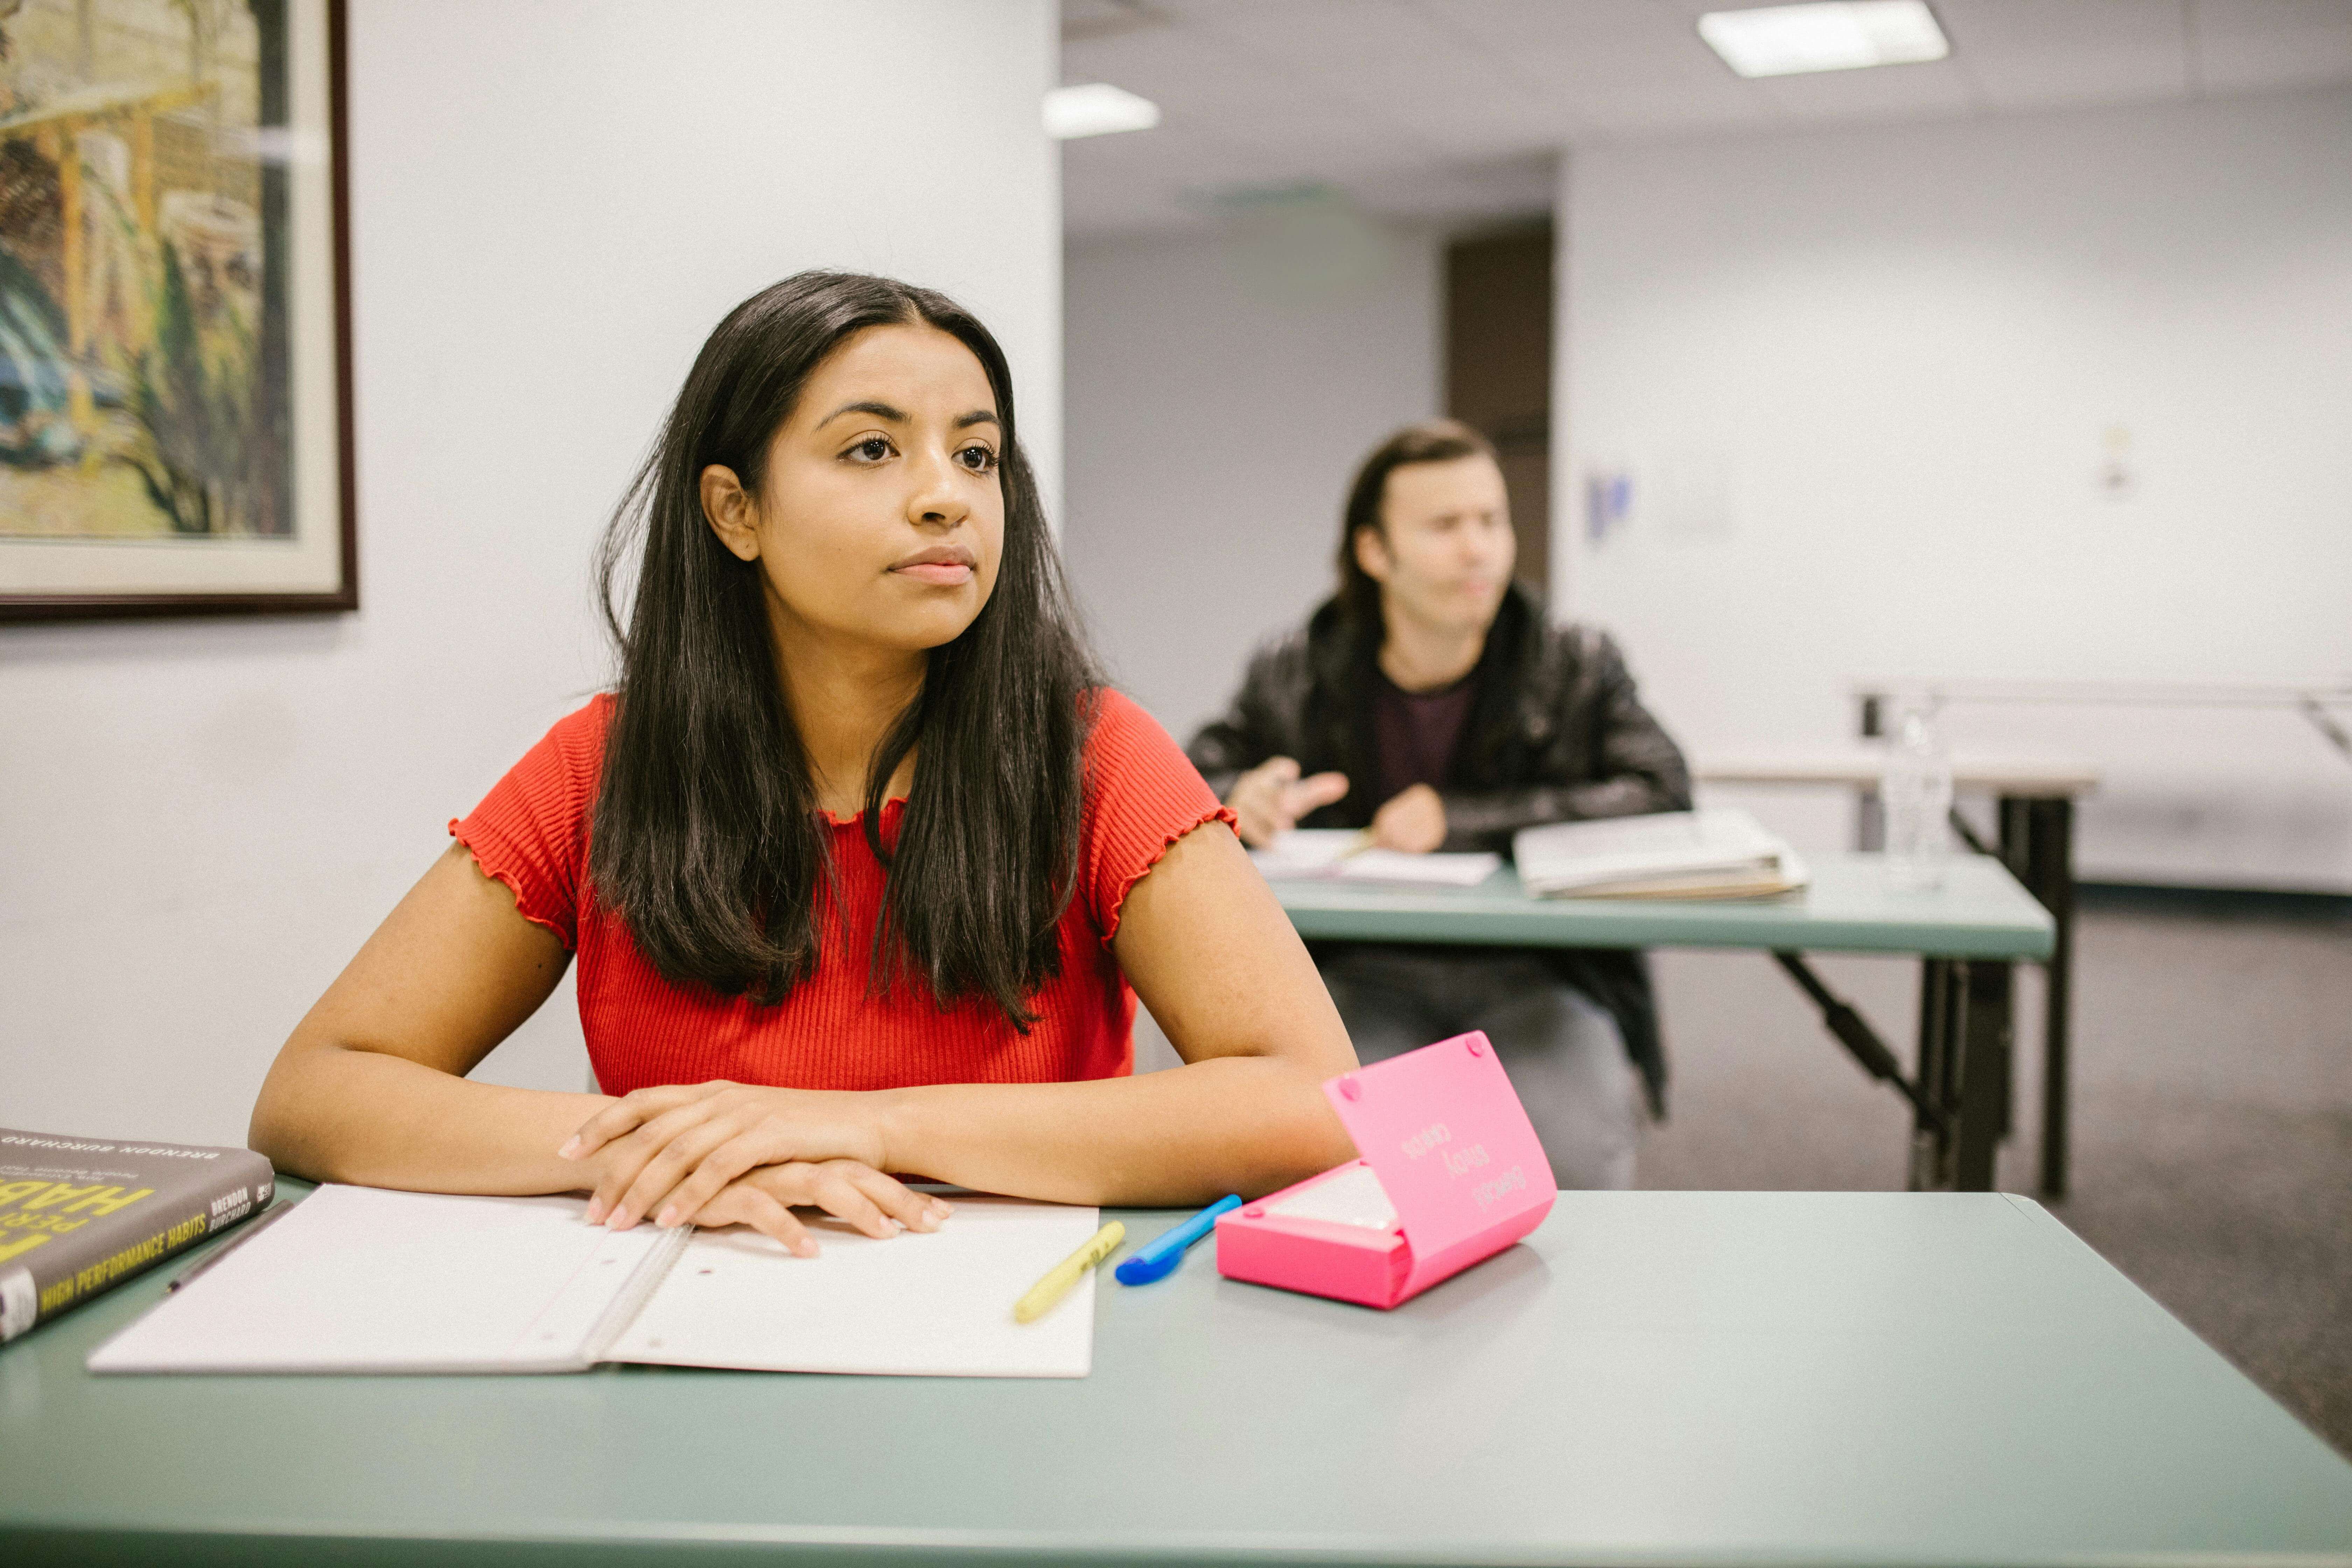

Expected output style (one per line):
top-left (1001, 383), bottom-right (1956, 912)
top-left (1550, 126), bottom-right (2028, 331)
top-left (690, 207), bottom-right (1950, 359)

top-left (0, 0), bottom-right (355, 622)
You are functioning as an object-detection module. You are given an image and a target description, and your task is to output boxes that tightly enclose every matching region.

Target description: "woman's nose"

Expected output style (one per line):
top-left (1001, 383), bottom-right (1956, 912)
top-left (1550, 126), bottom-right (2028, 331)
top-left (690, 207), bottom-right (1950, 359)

top-left (906, 452), bottom-right (968, 527)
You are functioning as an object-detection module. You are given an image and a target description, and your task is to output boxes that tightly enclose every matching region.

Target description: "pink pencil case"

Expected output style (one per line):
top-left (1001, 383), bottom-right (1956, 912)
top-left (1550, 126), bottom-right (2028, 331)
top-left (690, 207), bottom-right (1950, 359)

top-left (1215, 1031), bottom-right (1556, 1309)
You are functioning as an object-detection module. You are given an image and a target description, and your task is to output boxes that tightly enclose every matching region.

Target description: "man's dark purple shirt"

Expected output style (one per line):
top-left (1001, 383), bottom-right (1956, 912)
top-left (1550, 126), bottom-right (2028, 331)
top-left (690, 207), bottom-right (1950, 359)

top-left (1371, 667), bottom-right (1477, 807)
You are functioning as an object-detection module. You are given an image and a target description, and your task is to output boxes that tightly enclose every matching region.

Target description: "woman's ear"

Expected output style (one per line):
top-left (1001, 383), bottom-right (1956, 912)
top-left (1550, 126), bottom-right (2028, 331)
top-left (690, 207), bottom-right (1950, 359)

top-left (1352, 525), bottom-right (1392, 584)
top-left (699, 465), bottom-right (761, 561)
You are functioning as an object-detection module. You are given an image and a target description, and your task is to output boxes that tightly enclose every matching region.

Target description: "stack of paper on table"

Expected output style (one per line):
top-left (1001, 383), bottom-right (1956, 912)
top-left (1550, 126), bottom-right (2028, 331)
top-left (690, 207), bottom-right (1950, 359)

top-left (87, 1183), bottom-right (1101, 1379)
top-left (1513, 808), bottom-right (1809, 899)
top-left (1249, 828), bottom-right (1502, 889)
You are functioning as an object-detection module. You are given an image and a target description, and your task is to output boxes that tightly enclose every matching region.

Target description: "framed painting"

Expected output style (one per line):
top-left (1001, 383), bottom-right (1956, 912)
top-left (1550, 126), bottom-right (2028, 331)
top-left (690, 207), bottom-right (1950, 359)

top-left (0, 0), bottom-right (352, 620)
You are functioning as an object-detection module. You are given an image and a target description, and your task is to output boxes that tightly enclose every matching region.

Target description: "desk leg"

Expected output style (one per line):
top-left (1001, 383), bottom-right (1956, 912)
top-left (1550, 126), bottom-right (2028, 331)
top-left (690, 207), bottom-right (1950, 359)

top-left (1910, 959), bottom-right (1955, 1190)
top-left (1911, 958), bottom-right (2014, 1193)
top-left (1954, 959), bottom-right (2014, 1191)
top-left (2000, 796), bottom-right (2076, 1200)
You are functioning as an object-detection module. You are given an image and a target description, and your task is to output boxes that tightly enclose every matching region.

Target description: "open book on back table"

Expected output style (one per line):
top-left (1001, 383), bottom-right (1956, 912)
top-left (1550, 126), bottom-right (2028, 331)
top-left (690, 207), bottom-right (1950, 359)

top-left (1512, 808), bottom-right (1808, 900)
top-left (1250, 828), bottom-right (1501, 889)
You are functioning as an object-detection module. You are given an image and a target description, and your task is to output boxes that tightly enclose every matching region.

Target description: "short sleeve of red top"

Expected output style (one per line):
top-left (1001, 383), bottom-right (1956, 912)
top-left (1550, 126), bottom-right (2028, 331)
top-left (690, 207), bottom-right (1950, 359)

top-left (449, 689), bottom-right (1234, 1095)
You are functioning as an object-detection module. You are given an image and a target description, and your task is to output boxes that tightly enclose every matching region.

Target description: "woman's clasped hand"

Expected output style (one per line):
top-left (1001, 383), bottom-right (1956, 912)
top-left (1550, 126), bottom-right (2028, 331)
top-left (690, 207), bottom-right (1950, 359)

top-left (556, 1081), bottom-right (952, 1257)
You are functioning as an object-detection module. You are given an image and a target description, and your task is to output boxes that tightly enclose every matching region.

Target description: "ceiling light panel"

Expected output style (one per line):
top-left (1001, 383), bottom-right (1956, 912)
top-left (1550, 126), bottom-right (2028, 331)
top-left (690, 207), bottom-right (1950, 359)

top-left (1044, 83), bottom-right (1162, 140)
top-left (1699, 2), bottom-right (1951, 78)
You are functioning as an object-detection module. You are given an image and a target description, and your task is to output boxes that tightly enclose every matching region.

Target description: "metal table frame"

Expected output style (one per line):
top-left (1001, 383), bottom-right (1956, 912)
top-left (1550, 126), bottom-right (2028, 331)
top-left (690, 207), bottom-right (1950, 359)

top-left (1856, 705), bottom-right (2079, 1197)
top-left (1855, 677), bottom-right (2352, 1196)
top-left (1704, 732), bottom-right (2093, 1197)
top-left (1274, 853), bottom-right (2053, 1194)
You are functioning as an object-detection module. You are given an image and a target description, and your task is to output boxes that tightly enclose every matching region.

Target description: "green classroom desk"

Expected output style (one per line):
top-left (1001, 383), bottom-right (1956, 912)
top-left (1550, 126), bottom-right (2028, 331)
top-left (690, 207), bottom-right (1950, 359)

top-left (6, 1185), bottom-right (2350, 1566)
top-left (1275, 850), bottom-right (2056, 1192)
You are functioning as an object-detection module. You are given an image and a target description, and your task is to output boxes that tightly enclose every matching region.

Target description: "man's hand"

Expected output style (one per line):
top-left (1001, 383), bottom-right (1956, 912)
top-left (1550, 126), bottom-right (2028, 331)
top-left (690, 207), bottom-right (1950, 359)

top-left (1370, 784), bottom-right (1447, 854)
top-left (1226, 756), bottom-right (1349, 847)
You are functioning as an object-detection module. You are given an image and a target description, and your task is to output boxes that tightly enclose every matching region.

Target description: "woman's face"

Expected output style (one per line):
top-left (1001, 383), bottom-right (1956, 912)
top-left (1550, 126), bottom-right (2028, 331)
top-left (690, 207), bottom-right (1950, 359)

top-left (703, 322), bottom-right (1005, 659)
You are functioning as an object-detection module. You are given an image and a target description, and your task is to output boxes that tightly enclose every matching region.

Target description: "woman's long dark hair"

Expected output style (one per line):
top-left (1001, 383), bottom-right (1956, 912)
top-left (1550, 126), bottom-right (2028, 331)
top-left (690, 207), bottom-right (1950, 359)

top-left (590, 271), bottom-right (1099, 1027)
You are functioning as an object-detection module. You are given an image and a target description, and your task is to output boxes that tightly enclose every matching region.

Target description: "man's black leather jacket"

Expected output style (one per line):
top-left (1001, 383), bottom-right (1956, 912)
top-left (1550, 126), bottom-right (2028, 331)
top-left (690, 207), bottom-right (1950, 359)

top-left (1185, 584), bottom-right (1692, 1114)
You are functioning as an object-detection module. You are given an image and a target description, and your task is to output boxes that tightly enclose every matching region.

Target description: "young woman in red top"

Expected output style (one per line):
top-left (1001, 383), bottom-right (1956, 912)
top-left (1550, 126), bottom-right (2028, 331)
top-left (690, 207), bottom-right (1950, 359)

top-left (250, 272), bottom-right (1358, 1254)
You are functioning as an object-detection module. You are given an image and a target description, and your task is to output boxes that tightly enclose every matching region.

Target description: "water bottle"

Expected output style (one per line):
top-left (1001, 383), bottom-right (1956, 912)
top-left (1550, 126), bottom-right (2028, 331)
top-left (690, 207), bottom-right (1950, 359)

top-left (1882, 697), bottom-right (1952, 892)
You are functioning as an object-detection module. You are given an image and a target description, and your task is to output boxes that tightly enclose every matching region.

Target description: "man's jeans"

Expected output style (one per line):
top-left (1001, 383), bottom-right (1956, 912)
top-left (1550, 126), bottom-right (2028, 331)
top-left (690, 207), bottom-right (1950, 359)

top-left (1316, 946), bottom-right (1641, 1190)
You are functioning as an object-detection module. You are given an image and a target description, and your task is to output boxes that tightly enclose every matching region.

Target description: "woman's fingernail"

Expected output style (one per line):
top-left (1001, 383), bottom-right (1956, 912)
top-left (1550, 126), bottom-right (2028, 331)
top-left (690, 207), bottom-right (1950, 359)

top-left (584, 1200), bottom-right (604, 1224)
top-left (557, 1137), bottom-right (581, 1159)
top-left (794, 1239), bottom-right (818, 1258)
top-left (656, 1206), bottom-right (678, 1228)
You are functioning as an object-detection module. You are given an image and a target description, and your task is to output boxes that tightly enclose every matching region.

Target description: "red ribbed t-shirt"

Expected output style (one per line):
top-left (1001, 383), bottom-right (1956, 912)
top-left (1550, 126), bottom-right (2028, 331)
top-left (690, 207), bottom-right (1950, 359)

top-left (450, 689), bottom-right (1232, 1096)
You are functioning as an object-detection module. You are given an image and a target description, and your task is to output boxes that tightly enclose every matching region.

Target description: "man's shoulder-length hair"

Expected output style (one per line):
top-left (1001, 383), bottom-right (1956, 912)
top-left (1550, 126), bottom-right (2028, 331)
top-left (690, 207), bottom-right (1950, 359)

top-left (1333, 418), bottom-right (1500, 630)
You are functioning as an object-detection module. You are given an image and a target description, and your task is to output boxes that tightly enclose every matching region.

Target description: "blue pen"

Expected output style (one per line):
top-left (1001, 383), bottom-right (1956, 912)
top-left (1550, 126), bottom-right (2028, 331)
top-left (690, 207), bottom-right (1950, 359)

top-left (1115, 1194), bottom-right (1244, 1285)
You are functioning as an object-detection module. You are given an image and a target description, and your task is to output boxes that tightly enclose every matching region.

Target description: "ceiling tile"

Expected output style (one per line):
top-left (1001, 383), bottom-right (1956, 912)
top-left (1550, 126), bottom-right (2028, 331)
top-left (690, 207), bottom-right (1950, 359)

top-left (1342, 152), bottom-right (1560, 224)
top-left (1933, 0), bottom-right (2187, 52)
top-left (1183, 0), bottom-right (1461, 75)
top-left (2190, 0), bottom-right (2352, 34)
top-left (1504, 33), bottom-right (1757, 96)
top-left (2195, 20), bottom-right (2352, 93)
top-left (1426, 0), bottom-right (1701, 50)
top-left (1754, 56), bottom-right (1982, 122)
top-left (1063, 20), bottom-right (1264, 99)
top-left (1932, 0), bottom-right (2191, 111)
top-left (2190, 0), bottom-right (2352, 92)
top-left (1963, 44), bottom-right (2192, 110)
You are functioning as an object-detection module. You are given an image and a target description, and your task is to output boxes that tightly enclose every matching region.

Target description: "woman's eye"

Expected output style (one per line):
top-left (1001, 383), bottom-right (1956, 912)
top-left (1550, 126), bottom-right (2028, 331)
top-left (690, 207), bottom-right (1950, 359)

top-left (848, 436), bottom-right (892, 462)
top-left (958, 444), bottom-right (997, 472)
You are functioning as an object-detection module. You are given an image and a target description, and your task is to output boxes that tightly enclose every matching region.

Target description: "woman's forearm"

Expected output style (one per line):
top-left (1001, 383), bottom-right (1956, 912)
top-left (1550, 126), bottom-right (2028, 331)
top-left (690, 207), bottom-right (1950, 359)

top-left (874, 1055), bottom-right (1355, 1207)
top-left (251, 1042), bottom-right (614, 1194)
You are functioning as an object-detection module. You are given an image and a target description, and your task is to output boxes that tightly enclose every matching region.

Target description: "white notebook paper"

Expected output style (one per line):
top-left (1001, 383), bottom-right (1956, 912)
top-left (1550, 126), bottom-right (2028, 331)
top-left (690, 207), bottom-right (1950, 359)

top-left (87, 1184), bottom-right (1100, 1379)
top-left (1250, 828), bottom-right (1502, 888)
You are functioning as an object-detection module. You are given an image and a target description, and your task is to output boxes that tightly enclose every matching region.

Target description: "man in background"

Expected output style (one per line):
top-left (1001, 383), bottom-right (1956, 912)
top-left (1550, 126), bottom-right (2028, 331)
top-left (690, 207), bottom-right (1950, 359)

top-left (1187, 420), bottom-right (1690, 1187)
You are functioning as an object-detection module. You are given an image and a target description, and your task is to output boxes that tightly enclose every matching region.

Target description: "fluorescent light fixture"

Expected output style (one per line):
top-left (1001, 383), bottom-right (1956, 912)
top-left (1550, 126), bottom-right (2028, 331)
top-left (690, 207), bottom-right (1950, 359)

top-left (1699, 1), bottom-right (1949, 78)
top-left (1043, 83), bottom-right (1161, 140)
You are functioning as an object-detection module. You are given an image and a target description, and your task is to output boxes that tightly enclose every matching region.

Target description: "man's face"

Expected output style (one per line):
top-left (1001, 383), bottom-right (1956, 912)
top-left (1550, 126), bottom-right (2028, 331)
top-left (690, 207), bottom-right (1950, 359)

top-left (1353, 454), bottom-right (1516, 639)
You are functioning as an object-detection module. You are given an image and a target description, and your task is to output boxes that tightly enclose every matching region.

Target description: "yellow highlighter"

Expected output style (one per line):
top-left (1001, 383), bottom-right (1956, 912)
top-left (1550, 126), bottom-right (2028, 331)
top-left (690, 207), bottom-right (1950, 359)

top-left (1013, 1221), bottom-right (1124, 1324)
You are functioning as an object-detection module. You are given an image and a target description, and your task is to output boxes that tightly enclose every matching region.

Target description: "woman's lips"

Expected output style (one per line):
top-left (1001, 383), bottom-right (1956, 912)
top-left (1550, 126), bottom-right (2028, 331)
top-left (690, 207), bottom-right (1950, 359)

top-left (893, 561), bottom-right (973, 586)
top-left (889, 544), bottom-right (977, 586)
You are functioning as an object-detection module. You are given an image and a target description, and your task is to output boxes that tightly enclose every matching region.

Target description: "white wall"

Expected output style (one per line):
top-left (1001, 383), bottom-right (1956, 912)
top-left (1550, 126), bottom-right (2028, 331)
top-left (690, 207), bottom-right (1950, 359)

top-left (1064, 206), bottom-right (1441, 745)
top-left (0, 0), bottom-right (1061, 1146)
top-left (1560, 90), bottom-right (2352, 890)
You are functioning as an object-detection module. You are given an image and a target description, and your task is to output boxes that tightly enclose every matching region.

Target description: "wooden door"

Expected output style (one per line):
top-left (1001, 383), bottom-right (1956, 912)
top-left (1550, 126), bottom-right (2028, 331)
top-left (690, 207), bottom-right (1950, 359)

top-left (1444, 225), bottom-right (1553, 596)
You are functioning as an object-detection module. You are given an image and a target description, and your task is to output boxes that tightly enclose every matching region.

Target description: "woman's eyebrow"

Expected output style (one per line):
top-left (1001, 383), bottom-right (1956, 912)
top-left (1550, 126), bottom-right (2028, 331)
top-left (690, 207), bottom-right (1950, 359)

top-left (815, 402), bottom-right (999, 431)
top-left (818, 400), bottom-right (908, 427)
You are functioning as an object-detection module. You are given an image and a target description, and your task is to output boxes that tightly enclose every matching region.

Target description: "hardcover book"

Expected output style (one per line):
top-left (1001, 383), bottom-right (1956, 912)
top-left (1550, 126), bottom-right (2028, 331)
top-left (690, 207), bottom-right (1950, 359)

top-left (0, 1128), bottom-right (275, 1343)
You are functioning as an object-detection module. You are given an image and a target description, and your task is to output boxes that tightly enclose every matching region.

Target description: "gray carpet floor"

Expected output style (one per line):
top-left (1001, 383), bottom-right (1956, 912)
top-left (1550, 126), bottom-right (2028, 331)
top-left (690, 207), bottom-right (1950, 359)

top-left (1638, 903), bottom-right (2352, 1459)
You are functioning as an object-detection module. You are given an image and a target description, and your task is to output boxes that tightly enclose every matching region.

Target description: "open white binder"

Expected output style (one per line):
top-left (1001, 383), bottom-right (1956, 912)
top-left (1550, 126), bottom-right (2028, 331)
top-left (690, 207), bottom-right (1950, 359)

top-left (88, 1184), bottom-right (1100, 1378)
top-left (1513, 808), bottom-right (1809, 899)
